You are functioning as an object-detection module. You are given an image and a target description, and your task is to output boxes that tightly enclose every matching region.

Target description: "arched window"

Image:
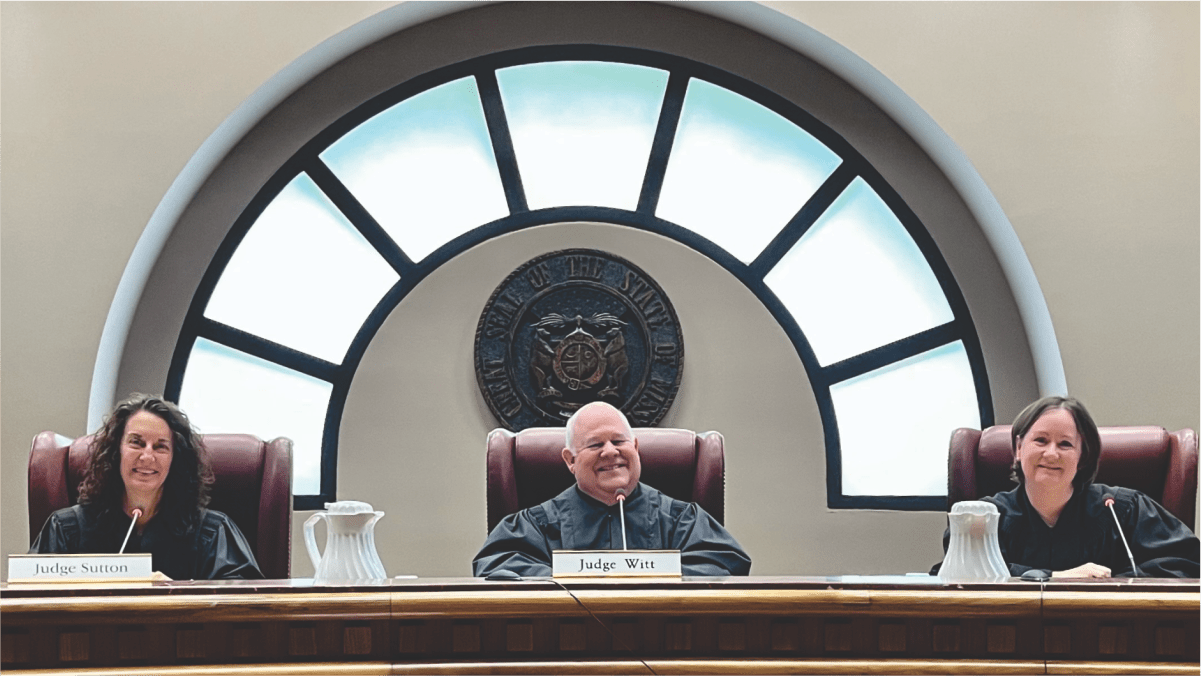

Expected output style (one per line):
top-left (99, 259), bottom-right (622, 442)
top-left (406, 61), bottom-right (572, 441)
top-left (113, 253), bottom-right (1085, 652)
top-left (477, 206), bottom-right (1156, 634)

top-left (165, 45), bottom-right (991, 511)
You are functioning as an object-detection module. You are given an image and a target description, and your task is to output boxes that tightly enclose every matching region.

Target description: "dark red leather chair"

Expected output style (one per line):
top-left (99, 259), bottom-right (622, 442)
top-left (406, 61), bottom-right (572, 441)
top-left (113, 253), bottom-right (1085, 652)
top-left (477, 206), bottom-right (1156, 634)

top-left (28, 431), bottom-right (294, 578)
top-left (948, 425), bottom-right (1197, 530)
top-left (486, 427), bottom-right (726, 532)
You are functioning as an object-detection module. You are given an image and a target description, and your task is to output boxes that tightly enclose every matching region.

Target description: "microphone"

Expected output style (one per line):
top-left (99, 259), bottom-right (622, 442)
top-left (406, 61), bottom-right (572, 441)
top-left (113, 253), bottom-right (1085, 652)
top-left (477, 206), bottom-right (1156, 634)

top-left (1103, 494), bottom-right (1139, 577)
top-left (119, 508), bottom-right (143, 555)
top-left (614, 488), bottom-right (628, 551)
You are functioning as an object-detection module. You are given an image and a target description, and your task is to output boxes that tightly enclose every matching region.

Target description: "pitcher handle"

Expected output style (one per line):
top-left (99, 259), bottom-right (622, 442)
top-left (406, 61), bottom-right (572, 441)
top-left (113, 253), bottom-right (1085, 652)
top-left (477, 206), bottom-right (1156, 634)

top-left (303, 513), bottom-right (327, 573)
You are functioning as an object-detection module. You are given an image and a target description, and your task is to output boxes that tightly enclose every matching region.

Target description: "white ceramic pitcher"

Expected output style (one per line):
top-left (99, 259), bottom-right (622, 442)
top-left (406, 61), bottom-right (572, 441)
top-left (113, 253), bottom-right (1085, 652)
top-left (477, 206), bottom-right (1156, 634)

top-left (304, 501), bottom-right (387, 583)
top-left (939, 500), bottom-right (1009, 581)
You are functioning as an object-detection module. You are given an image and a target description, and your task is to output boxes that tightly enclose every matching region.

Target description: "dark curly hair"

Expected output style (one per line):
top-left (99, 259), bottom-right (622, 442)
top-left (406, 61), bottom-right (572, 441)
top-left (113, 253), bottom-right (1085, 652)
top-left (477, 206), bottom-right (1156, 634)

top-left (77, 394), bottom-right (213, 533)
top-left (1009, 395), bottom-right (1101, 494)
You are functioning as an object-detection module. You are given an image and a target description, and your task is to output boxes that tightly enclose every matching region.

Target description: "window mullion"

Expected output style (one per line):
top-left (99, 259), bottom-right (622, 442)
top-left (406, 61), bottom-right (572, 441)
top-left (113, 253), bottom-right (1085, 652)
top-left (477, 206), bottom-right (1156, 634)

top-left (197, 318), bottom-right (342, 383)
top-left (750, 161), bottom-right (857, 276)
top-left (305, 158), bottom-right (416, 275)
top-left (476, 70), bottom-right (528, 213)
top-left (637, 72), bottom-right (689, 215)
top-left (818, 321), bottom-right (960, 387)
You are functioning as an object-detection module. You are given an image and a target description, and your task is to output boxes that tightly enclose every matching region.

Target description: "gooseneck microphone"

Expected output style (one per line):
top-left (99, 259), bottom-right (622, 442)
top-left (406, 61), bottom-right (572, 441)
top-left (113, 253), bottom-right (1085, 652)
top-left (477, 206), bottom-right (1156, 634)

top-left (614, 488), bottom-right (628, 551)
top-left (1102, 494), bottom-right (1139, 577)
top-left (119, 508), bottom-right (143, 555)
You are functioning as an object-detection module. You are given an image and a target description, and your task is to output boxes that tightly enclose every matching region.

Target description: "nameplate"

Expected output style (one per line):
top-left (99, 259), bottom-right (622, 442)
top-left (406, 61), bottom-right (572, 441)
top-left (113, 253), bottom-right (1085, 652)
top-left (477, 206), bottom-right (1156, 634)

top-left (7, 554), bottom-right (154, 583)
top-left (552, 550), bottom-right (682, 578)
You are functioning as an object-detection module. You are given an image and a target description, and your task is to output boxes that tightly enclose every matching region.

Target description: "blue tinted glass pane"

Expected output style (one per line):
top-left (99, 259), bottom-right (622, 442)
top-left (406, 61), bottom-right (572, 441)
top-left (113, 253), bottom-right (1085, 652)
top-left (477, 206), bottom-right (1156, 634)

top-left (831, 342), bottom-right (980, 497)
top-left (179, 339), bottom-right (332, 495)
top-left (204, 173), bottom-right (399, 364)
top-left (496, 61), bottom-right (669, 210)
top-left (765, 178), bottom-right (955, 365)
top-left (657, 79), bottom-right (842, 264)
top-left (321, 77), bottom-right (508, 262)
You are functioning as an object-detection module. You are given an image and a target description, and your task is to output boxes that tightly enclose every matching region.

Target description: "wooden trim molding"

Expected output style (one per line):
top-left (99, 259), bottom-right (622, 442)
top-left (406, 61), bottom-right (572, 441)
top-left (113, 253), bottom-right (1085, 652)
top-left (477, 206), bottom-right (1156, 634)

top-left (2, 578), bottom-right (1196, 674)
top-left (3, 592), bottom-right (392, 625)
top-left (0, 658), bottom-right (1198, 676)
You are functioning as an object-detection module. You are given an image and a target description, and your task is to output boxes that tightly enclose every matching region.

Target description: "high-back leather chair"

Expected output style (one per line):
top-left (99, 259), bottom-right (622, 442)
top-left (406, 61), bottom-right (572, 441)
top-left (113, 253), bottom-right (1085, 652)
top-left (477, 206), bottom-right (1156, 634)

top-left (28, 431), bottom-right (294, 578)
top-left (948, 425), bottom-right (1197, 530)
top-left (486, 427), bottom-right (726, 532)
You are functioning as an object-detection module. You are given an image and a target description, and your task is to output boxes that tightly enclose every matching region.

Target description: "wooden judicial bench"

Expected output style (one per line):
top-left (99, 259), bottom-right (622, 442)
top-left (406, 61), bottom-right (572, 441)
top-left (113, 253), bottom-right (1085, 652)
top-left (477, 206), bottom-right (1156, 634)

top-left (2, 576), bottom-right (1197, 675)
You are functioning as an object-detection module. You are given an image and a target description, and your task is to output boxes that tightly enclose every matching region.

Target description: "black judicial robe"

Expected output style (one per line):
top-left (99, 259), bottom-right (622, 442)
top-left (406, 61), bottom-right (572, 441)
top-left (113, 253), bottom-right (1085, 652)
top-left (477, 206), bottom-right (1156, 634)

top-left (473, 483), bottom-right (752, 577)
top-left (30, 504), bottom-right (263, 580)
top-left (933, 484), bottom-right (1200, 577)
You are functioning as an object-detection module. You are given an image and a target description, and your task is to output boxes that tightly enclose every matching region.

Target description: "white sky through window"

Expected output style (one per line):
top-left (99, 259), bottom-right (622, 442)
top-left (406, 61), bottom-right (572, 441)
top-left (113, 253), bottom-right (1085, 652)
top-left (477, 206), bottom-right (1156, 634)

top-left (204, 174), bottom-right (399, 364)
top-left (657, 79), bottom-right (841, 264)
top-left (321, 76), bottom-right (509, 262)
top-left (179, 339), bottom-right (333, 495)
top-left (497, 61), bottom-right (669, 210)
top-left (832, 342), bottom-right (980, 496)
top-left (765, 178), bottom-right (954, 365)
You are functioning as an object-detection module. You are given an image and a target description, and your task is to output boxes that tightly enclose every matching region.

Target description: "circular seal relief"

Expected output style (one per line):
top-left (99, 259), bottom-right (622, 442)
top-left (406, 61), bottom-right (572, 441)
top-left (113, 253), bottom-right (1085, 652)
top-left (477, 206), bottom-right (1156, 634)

top-left (475, 249), bottom-right (684, 431)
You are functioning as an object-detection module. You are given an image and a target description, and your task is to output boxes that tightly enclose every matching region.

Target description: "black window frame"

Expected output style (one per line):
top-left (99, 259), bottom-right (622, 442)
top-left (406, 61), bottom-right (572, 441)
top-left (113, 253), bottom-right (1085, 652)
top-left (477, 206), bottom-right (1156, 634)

top-left (165, 45), bottom-right (993, 511)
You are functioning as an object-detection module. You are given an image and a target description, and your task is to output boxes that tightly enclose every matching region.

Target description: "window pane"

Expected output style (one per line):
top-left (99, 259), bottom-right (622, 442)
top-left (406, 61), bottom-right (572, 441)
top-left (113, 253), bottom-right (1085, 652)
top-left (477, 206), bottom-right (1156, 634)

top-left (178, 339), bottom-right (332, 495)
top-left (831, 342), bottom-right (980, 496)
top-left (321, 76), bottom-right (508, 262)
top-left (496, 61), bottom-right (669, 210)
top-left (765, 178), bottom-right (954, 365)
top-left (204, 173), bottom-right (399, 364)
top-left (657, 79), bottom-right (842, 264)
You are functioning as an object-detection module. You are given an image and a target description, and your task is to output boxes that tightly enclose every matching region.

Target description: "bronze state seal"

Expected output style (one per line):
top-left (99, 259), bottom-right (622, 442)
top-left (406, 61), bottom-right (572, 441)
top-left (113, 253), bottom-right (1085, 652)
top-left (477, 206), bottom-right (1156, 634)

top-left (475, 249), bottom-right (684, 431)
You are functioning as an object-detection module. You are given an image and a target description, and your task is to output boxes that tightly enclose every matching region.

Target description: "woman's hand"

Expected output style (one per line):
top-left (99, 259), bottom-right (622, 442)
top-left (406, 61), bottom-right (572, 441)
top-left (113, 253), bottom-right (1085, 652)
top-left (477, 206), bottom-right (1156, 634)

top-left (1052, 563), bottom-right (1111, 578)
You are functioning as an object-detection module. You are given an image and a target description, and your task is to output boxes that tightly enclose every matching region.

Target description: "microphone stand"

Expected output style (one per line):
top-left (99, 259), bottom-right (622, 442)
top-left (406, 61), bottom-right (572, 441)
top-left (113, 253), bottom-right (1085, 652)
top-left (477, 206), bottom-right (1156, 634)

top-left (615, 489), bottom-right (628, 551)
top-left (1103, 495), bottom-right (1140, 577)
top-left (119, 509), bottom-right (143, 555)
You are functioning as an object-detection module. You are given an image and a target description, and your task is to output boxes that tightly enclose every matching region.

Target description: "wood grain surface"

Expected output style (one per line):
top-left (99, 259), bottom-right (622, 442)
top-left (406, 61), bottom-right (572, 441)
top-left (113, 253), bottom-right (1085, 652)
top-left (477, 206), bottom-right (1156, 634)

top-left (2, 578), bottom-right (1196, 674)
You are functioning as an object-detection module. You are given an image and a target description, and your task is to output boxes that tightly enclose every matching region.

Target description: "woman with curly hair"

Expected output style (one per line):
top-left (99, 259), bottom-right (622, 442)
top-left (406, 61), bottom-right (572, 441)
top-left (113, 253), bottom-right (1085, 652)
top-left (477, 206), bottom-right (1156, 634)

top-left (30, 394), bottom-right (262, 580)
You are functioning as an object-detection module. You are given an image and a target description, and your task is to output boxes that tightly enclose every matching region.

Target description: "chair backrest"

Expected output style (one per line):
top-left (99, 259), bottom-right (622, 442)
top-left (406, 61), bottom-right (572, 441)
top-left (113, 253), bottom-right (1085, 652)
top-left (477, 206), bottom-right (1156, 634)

top-left (28, 431), bottom-right (294, 578)
top-left (948, 425), bottom-right (1198, 530)
top-left (486, 426), bottom-right (725, 532)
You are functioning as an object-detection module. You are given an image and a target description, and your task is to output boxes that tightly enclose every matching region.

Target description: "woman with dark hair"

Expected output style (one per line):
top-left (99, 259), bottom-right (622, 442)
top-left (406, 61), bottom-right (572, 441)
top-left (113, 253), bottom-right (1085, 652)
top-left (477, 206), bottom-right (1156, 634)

top-left (30, 394), bottom-right (262, 580)
top-left (937, 396), bottom-right (1199, 578)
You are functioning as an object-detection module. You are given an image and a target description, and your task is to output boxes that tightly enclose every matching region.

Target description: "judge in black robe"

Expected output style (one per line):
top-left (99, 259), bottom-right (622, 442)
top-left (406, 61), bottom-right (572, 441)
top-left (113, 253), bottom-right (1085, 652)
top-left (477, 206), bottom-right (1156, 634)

top-left (28, 393), bottom-right (263, 580)
top-left (933, 396), bottom-right (1200, 578)
top-left (473, 482), bottom-right (751, 577)
top-left (31, 503), bottom-right (262, 580)
top-left (933, 484), bottom-right (1199, 577)
top-left (473, 401), bottom-right (751, 577)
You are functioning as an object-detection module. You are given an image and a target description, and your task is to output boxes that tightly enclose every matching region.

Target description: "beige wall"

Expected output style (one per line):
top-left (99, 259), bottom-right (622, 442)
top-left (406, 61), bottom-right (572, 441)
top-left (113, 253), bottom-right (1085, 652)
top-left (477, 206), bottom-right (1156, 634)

top-left (3, 2), bottom-right (1196, 578)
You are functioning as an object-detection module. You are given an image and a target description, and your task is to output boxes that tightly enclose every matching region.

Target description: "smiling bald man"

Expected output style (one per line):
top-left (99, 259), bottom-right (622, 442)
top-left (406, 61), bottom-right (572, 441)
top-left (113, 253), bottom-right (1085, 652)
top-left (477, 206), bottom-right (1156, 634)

top-left (473, 402), bottom-right (751, 577)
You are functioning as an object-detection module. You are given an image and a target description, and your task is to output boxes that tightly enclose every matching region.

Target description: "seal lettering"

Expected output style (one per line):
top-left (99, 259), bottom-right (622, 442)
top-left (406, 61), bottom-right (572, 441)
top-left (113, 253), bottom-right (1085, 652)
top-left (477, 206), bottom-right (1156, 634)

top-left (653, 342), bottom-right (677, 364)
top-left (483, 294), bottom-right (521, 339)
top-left (482, 358), bottom-right (506, 382)
top-left (620, 271), bottom-right (645, 295)
top-left (567, 255), bottom-right (606, 280)
top-left (631, 375), bottom-right (674, 419)
top-left (526, 262), bottom-right (552, 290)
top-left (487, 379), bottom-right (522, 418)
